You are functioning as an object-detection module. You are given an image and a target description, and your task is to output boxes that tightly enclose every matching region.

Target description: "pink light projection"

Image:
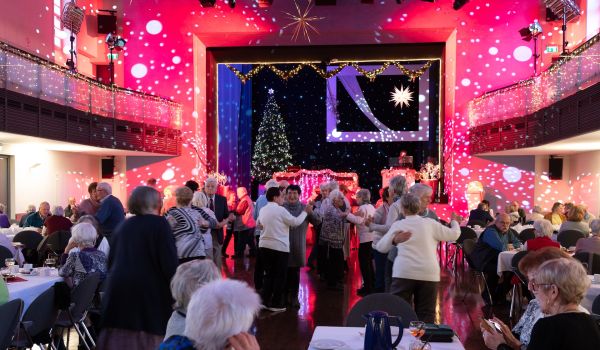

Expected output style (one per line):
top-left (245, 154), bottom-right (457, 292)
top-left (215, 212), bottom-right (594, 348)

top-left (2, 1), bottom-right (591, 216)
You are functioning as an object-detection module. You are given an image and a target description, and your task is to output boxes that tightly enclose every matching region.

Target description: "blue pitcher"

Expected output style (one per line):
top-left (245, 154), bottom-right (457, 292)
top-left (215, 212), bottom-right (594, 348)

top-left (363, 311), bottom-right (403, 350)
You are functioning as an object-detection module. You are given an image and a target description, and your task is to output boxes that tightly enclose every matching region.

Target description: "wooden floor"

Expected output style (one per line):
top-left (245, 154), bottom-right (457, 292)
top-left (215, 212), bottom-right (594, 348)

top-left (222, 243), bottom-right (513, 350)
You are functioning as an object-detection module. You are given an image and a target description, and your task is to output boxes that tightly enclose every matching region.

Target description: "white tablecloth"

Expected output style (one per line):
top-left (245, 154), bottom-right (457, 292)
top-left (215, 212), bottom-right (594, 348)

top-left (308, 326), bottom-right (465, 350)
top-left (7, 273), bottom-right (63, 312)
top-left (582, 275), bottom-right (600, 313)
top-left (497, 250), bottom-right (518, 276)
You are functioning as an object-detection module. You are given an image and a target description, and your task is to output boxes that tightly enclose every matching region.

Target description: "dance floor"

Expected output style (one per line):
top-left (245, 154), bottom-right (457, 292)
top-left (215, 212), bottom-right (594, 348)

top-left (222, 243), bottom-right (510, 350)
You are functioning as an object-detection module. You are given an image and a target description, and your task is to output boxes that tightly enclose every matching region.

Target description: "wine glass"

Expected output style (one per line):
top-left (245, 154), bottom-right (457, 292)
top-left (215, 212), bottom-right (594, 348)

top-left (409, 321), bottom-right (425, 338)
top-left (5, 258), bottom-right (15, 268)
top-left (44, 258), bottom-right (56, 268)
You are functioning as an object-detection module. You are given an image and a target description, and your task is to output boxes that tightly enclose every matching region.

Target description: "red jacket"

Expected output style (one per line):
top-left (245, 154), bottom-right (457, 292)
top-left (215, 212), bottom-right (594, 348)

top-left (526, 236), bottom-right (560, 251)
top-left (234, 195), bottom-right (255, 231)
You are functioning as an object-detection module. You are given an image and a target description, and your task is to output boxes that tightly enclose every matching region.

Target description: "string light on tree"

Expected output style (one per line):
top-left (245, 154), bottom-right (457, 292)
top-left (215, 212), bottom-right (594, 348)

top-left (251, 89), bottom-right (293, 182)
top-left (390, 85), bottom-right (413, 109)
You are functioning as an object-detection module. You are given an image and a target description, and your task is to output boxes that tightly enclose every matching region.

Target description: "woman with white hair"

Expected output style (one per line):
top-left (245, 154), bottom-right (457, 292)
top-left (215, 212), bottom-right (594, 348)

top-left (43, 205), bottom-right (73, 236)
top-left (527, 205), bottom-right (545, 223)
top-left (486, 258), bottom-right (600, 350)
top-left (575, 218), bottom-right (600, 255)
top-left (59, 222), bottom-right (107, 288)
top-left (159, 279), bottom-right (261, 350)
top-left (525, 219), bottom-right (560, 251)
top-left (374, 193), bottom-right (460, 323)
top-left (77, 215), bottom-right (110, 256)
top-left (164, 260), bottom-right (221, 340)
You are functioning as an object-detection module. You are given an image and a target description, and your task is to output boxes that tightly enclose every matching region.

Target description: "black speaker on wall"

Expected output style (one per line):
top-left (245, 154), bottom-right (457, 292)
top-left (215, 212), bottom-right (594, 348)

top-left (97, 14), bottom-right (117, 34)
top-left (549, 156), bottom-right (563, 180)
top-left (101, 158), bottom-right (115, 179)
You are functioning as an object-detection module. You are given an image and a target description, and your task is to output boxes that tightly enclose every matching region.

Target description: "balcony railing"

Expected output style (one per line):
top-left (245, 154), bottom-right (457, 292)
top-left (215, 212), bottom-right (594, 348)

top-left (468, 34), bottom-right (600, 127)
top-left (0, 41), bottom-right (182, 130)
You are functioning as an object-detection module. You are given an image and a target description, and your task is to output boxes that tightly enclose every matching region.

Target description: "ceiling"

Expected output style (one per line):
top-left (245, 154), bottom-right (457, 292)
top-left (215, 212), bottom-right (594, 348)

top-left (0, 132), bottom-right (169, 157)
top-left (478, 129), bottom-right (600, 156)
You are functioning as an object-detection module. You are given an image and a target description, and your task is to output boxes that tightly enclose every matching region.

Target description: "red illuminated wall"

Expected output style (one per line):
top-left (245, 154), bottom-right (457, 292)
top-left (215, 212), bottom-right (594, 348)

top-left (1, 0), bottom-right (594, 215)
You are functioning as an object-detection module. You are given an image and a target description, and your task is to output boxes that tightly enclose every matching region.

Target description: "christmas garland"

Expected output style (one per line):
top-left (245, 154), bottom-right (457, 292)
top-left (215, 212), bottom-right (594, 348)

top-left (225, 60), bottom-right (434, 83)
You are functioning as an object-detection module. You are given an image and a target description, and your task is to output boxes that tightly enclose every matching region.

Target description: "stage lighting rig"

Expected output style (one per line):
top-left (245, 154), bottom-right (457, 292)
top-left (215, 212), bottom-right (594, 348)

top-left (453, 0), bottom-right (468, 10)
top-left (519, 19), bottom-right (543, 75)
top-left (105, 33), bottom-right (127, 85)
top-left (60, 0), bottom-right (85, 72)
top-left (228, 0), bottom-right (236, 8)
top-left (543, 0), bottom-right (581, 54)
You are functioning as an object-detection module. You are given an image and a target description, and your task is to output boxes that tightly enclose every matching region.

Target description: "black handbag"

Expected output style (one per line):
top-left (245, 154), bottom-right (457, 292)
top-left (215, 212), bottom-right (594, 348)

top-left (421, 323), bottom-right (455, 342)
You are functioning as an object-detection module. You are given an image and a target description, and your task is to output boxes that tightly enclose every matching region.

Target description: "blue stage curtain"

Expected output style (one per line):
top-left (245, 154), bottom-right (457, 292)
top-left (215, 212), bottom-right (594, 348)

top-left (217, 64), bottom-right (252, 190)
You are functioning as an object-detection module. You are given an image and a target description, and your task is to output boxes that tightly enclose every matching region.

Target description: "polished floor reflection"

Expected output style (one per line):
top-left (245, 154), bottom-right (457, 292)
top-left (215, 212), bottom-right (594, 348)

top-left (222, 243), bottom-right (510, 350)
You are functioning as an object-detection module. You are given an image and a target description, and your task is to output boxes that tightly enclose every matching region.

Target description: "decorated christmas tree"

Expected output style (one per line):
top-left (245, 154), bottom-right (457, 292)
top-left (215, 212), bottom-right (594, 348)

top-left (251, 89), bottom-right (293, 182)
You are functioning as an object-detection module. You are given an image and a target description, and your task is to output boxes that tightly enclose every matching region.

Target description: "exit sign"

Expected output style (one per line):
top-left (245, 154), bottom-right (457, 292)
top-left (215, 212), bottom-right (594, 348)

top-left (545, 45), bottom-right (559, 53)
top-left (107, 53), bottom-right (119, 60)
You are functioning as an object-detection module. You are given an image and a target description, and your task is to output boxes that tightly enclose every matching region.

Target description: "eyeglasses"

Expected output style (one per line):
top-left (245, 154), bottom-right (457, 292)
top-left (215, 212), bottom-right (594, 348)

top-left (529, 280), bottom-right (554, 292)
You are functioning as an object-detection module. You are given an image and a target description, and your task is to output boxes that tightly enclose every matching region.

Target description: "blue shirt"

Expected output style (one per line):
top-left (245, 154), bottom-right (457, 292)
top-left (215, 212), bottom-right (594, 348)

top-left (481, 225), bottom-right (521, 252)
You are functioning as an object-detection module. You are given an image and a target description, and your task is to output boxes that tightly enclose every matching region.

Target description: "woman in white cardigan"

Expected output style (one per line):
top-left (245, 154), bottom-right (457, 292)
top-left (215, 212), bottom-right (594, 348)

top-left (374, 193), bottom-right (461, 323)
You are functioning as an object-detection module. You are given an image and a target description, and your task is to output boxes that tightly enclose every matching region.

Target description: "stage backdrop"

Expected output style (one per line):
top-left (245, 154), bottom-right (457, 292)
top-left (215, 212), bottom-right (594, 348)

top-left (239, 61), bottom-right (440, 198)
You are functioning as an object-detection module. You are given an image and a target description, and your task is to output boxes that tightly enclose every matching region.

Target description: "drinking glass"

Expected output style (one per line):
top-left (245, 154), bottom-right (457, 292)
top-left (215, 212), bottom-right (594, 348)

top-left (409, 321), bottom-right (425, 338)
top-left (4, 258), bottom-right (15, 268)
top-left (409, 340), bottom-right (431, 350)
top-left (44, 258), bottom-right (56, 268)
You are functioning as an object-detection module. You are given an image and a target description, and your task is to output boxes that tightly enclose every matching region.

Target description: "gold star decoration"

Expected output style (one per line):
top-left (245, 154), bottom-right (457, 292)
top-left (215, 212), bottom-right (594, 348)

top-left (390, 85), bottom-right (414, 109)
top-left (281, 0), bottom-right (325, 43)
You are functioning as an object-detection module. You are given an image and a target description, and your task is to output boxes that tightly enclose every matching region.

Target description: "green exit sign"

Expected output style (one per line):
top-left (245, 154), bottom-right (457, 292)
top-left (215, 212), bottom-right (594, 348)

top-left (107, 53), bottom-right (119, 60)
top-left (545, 45), bottom-right (559, 53)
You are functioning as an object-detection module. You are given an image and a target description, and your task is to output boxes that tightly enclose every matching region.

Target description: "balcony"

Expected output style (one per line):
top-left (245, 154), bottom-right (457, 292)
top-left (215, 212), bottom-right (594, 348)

top-left (0, 41), bottom-right (182, 155)
top-left (467, 34), bottom-right (600, 155)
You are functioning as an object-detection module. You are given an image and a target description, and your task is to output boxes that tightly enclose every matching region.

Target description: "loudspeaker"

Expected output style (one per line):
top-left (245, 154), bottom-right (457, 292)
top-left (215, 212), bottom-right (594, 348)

top-left (101, 158), bottom-right (115, 179)
top-left (97, 14), bottom-right (117, 34)
top-left (549, 157), bottom-right (563, 180)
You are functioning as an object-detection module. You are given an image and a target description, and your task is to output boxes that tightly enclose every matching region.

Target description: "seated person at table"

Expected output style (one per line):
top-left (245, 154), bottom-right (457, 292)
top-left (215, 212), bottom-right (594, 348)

top-left (18, 204), bottom-right (36, 227)
top-left (160, 279), bottom-right (261, 350)
top-left (526, 205), bottom-right (545, 223)
top-left (0, 203), bottom-right (10, 228)
top-left (43, 205), bottom-right (73, 236)
top-left (59, 222), bottom-right (107, 288)
top-left (525, 219), bottom-right (560, 251)
top-left (468, 202), bottom-right (494, 226)
top-left (76, 215), bottom-right (110, 257)
top-left (544, 202), bottom-right (566, 226)
top-left (485, 258), bottom-right (600, 350)
top-left (23, 201), bottom-right (51, 230)
top-left (575, 219), bottom-right (600, 255)
top-left (164, 260), bottom-right (221, 340)
top-left (558, 204), bottom-right (590, 235)
top-left (470, 213), bottom-right (521, 305)
top-left (481, 247), bottom-right (582, 350)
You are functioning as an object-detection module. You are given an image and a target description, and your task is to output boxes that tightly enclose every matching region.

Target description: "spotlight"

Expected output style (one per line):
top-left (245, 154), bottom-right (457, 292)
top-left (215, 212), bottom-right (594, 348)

top-left (452, 0), bottom-right (468, 10)
top-left (105, 33), bottom-right (127, 85)
top-left (199, 0), bottom-right (216, 7)
top-left (61, 1), bottom-right (85, 72)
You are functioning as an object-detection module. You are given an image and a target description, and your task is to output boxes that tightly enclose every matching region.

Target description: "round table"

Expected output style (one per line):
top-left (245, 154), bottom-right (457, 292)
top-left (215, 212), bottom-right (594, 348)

top-left (7, 272), bottom-right (62, 312)
top-left (582, 275), bottom-right (600, 313)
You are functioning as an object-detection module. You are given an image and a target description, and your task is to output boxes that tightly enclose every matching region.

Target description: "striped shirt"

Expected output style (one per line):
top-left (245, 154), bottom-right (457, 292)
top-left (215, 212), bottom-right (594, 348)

top-left (167, 207), bottom-right (206, 259)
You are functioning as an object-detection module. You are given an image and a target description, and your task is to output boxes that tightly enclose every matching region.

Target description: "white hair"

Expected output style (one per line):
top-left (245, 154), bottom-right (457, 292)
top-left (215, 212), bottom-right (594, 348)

top-left (590, 219), bottom-right (600, 236)
top-left (533, 219), bottom-right (554, 238)
top-left (97, 182), bottom-right (112, 195)
top-left (389, 175), bottom-right (407, 198)
top-left (71, 222), bottom-right (97, 247)
top-left (409, 183), bottom-right (433, 199)
top-left (191, 191), bottom-right (209, 208)
top-left (355, 189), bottom-right (371, 203)
top-left (184, 279), bottom-right (260, 350)
top-left (171, 260), bottom-right (221, 310)
top-left (265, 179), bottom-right (279, 189)
top-left (328, 189), bottom-right (345, 202)
top-left (328, 180), bottom-right (339, 191)
top-left (0, 203), bottom-right (5, 213)
top-left (204, 177), bottom-right (218, 186)
top-left (52, 205), bottom-right (64, 216)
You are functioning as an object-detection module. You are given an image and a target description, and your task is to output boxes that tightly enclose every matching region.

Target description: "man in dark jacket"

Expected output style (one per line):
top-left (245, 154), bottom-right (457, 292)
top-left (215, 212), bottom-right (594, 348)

top-left (95, 182), bottom-right (125, 243)
top-left (203, 177), bottom-right (231, 264)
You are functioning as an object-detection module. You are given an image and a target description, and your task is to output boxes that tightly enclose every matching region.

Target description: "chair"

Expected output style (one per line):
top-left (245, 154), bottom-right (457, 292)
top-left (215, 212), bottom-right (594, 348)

top-left (13, 230), bottom-right (43, 265)
top-left (461, 238), bottom-right (494, 307)
top-left (53, 273), bottom-right (100, 350)
top-left (556, 230), bottom-right (586, 248)
top-left (0, 245), bottom-right (13, 261)
top-left (518, 228), bottom-right (535, 244)
top-left (573, 252), bottom-right (600, 274)
top-left (592, 294), bottom-right (600, 315)
top-left (11, 286), bottom-right (58, 349)
top-left (0, 298), bottom-right (24, 349)
top-left (38, 230), bottom-right (71, 265)
top-left (447, 227), bottom-right (478, 272)
top-left (509, 251), bottom-right (529, 320)
top-left (344, 293), bottom-right (418, 328)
